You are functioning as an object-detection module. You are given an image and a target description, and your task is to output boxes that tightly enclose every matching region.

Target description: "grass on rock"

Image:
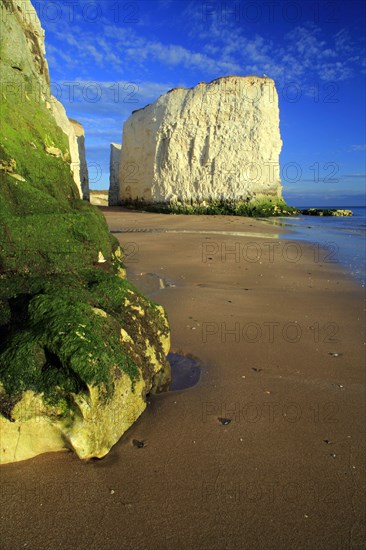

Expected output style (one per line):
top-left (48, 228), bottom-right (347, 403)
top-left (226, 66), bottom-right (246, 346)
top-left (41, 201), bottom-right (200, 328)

top-left (0, 79), bottom-right (167, 410)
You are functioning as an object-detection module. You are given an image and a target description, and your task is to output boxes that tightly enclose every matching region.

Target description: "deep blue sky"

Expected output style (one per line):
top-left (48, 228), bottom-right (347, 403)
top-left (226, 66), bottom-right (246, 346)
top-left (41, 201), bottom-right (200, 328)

top-left (35, 0), bottom-right (366, 206)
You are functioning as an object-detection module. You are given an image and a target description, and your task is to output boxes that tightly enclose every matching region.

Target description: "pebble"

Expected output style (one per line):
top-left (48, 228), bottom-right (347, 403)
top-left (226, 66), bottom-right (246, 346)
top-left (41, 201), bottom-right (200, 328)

top-left (218, 417), bottom-right (231, 425)
top-left (133, 439), bottom-right (145, 448)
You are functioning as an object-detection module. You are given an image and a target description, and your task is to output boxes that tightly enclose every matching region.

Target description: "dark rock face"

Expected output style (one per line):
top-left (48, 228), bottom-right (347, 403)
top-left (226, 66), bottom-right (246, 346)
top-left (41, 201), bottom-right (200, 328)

top-left (300, 209), bottom-right (353, 216)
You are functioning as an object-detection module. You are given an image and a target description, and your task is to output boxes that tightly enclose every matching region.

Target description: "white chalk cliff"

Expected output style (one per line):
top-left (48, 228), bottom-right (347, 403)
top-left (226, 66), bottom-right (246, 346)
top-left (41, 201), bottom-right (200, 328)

top-left (0, 0), bottom-right (89, 199)
top-left (117, 76), bottom-right (282, 204)
top-left (49, 99), bottom-right (89, 199)
top-left (70, 118), bottom-right (90, 200)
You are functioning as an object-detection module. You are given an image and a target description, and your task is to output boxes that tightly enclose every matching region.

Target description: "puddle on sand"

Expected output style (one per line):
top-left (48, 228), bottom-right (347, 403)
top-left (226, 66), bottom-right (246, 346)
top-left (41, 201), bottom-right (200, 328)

top-left (167, 352), bottom-right (201, 391)
top-left (128, 271), bottom-right (175, 295)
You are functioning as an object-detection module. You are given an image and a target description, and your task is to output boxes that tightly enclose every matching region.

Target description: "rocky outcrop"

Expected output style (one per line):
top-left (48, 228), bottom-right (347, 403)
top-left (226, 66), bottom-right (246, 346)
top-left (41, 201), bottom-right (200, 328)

top-left (70, 118), bottom-right (90, 200)
top-left (0, 0), bottom-right (88, 199)
top-left (117, 76), bottom-right (282, 205)
top-left (0, 286), bottom-right (170, 463)
top-left (300, 208), bottom-right (353, 216)
top-left (0, 0), bottom-right (50, 98)
top-left (109, 143), bottom-right (121, 206)
top-left (0, 0), bottom-right (171, 463)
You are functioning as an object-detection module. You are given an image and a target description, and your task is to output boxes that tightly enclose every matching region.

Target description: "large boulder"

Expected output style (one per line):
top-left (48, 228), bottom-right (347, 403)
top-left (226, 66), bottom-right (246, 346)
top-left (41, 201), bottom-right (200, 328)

top-left (116, 76), bottom-right (282, 206)
top-left (0, 0), bottom-right (170, 464)
top-left (0, 275), bottom-right (170, 462)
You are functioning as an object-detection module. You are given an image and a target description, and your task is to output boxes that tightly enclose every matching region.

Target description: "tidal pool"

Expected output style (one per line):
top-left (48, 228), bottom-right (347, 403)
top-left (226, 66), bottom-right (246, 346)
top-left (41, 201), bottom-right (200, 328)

top-left (128, 271), bottom-right (176, 295)
top-left (167, 352), bottom-right (202, 391)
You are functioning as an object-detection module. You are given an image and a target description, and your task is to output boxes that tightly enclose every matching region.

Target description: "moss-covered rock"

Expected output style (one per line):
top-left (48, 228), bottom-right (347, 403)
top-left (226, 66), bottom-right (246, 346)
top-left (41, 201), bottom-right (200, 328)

top-left (300, 208), bottom-right (353, 216)
top-left (122, 196), bottom-right (299, 217)
top-left (0, 0), bottom-right (171, 463)
top-left (0, 273), bottom-right (170, 462)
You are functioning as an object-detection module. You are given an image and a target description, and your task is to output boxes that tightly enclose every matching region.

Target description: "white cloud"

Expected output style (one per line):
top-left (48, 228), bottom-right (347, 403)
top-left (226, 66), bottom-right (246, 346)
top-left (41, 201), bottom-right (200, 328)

top-left (37, 3), bottom-right (365, 190)
top-left (41, 2), bottom-right (364, 89)
top-left (181, 8), bottom-right (364, 85)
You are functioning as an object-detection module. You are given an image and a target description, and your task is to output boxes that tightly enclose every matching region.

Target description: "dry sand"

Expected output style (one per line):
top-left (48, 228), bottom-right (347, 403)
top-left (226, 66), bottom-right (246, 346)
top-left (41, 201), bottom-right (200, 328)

top-left (1, 209), bottom-right (365, 549)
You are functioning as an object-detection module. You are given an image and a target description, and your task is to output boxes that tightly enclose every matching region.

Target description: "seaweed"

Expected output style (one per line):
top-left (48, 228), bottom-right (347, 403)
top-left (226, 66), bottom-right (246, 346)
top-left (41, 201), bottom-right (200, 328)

top-left (120, 196), bottom-right (299, 217)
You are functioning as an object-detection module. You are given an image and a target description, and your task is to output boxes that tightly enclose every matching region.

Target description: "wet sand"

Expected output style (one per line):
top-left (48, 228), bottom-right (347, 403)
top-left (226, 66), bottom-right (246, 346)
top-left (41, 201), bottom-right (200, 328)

top-left (1, 209), bottom-right (365, 549)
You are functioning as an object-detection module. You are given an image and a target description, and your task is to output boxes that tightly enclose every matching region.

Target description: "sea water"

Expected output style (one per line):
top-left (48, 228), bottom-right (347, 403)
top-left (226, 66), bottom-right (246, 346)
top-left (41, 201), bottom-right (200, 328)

top-left (277, 207), bottom-right (366, 286)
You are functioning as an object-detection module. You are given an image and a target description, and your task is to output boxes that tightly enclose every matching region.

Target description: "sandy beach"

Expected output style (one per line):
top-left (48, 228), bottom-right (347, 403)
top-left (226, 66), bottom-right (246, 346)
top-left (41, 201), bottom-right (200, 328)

top-left (1, 209), bottom-right (365, 550)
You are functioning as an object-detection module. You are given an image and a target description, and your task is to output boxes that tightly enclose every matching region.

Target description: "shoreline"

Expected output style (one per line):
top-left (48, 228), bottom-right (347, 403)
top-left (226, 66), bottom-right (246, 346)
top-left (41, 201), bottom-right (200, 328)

top-left (1, 209), bottom-right (365, 549)
top-left (106, 206), bottom-right (363, 288)
top-left (263, 212), bottom-right (366, 287)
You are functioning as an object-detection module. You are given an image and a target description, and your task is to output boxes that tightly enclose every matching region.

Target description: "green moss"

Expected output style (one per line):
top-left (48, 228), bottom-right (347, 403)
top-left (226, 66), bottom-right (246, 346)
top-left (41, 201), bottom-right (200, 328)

top-left (0, 300), bottom-right (11, 326)
top-left (0, 62), bottom-right (117, 278)
top-left (0, 331), bottom-right (46, 395)
top-left (300, 208), bottom-right (353, 216)
top-left (0, 11), bottom-right (168, 412)
top-left (29, 288), bottom-right (139, 388)
top-left (0, 64), bottom-right (139, 408)
top-left (0, 94), bottom-right (77, 208)
top-left (88, 272), bottom-right (133, 314)
top-left (0, 271), bottom-right (143, 401)
top-left (0, 179), bottom-right (117, 276)
top-left (121, 197), bottom-right (299, 217)
top-left (0, 265), bottom-right (170, 405)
